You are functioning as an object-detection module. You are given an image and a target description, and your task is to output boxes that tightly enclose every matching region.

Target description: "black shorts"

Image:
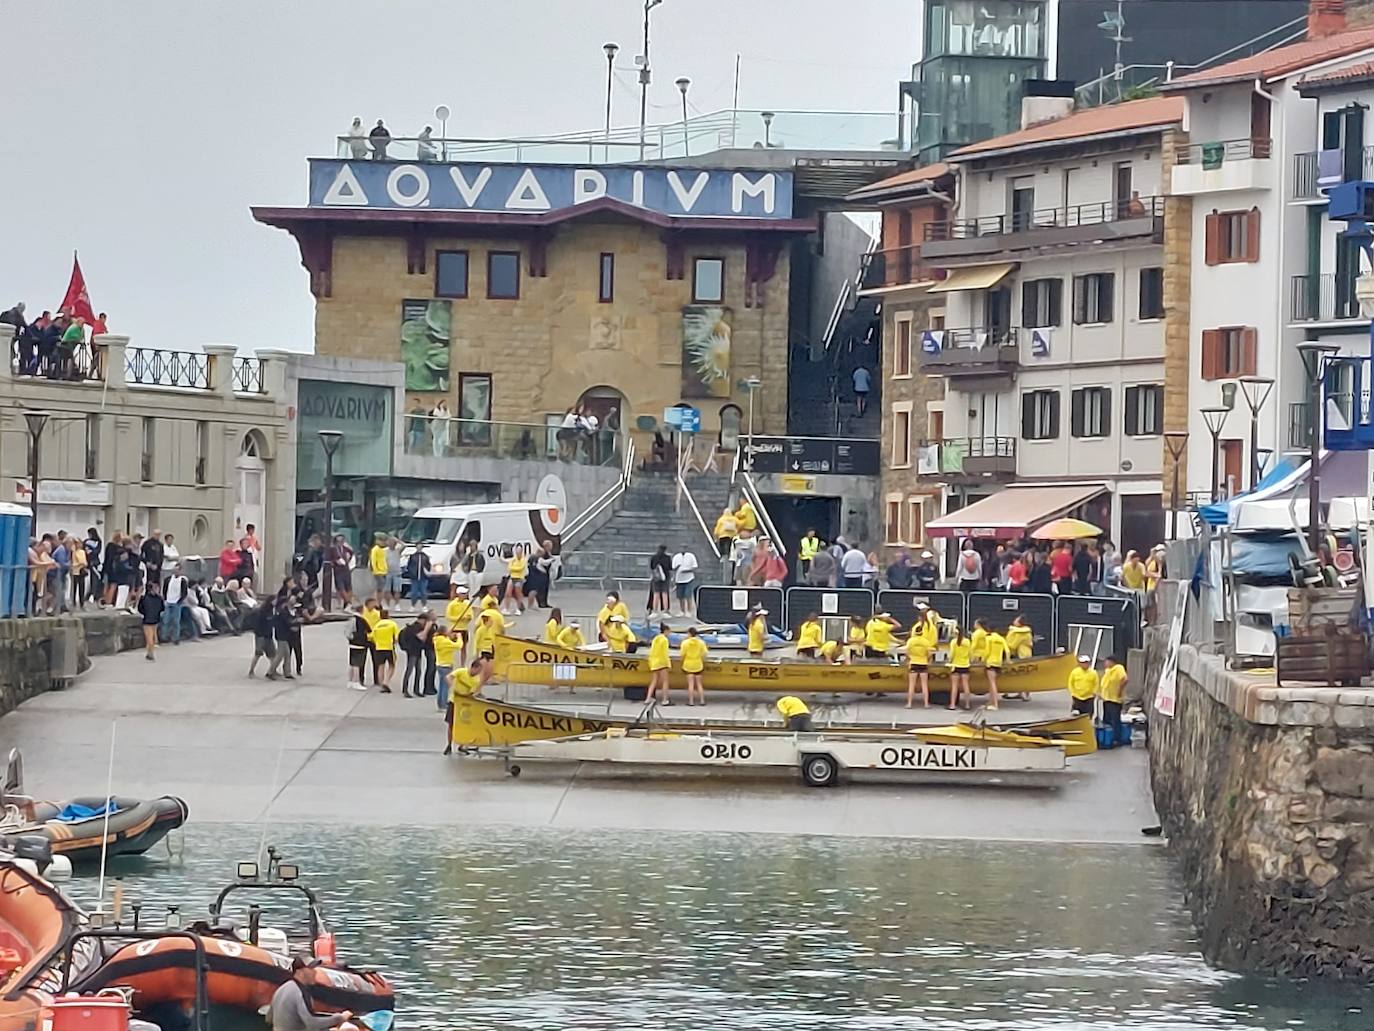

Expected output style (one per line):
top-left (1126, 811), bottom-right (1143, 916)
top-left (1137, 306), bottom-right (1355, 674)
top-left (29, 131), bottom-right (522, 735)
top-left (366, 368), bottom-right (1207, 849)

top-left (348, 647), bottom-right (368, 669)
top-left (1071, 696), bottom-right (1094, 715)
top-left (865, 647), bottom-right (888, 659)
top-left (479, 649), bottom-right (494, 660)
top-left (952, 665), bottom-right (970, 675)
top-left (796, 646), bottom-right (817, 658)
top-left (909, 663), bottom-right (928, 673)
top-left (375, 649), bottom-right (395, 663)
top-left (986, 663), bottom-right (1002, 673)
top-left (785, 713), bottom-right (814, 732)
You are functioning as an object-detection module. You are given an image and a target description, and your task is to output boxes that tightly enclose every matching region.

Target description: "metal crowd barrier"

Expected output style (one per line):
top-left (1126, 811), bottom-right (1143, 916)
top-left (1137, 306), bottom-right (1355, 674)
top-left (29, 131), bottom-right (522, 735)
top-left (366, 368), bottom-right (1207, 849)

top-left (877, 589), bottom-right (966, 630)
top-left (495, 662), bottom-right (619, 708)
top-left (610, 551), bottom-right (654, 591)
top-left (1056, 594), bottom-right (1140, 657)
top-left (695, 586), bottom-right (785, 627)
top-left (967, 591), bottom-right (1056, 656)
top-left (783, 586), bottom-right (874, 632)
top-left (559, 550), bottom-right (609, 589)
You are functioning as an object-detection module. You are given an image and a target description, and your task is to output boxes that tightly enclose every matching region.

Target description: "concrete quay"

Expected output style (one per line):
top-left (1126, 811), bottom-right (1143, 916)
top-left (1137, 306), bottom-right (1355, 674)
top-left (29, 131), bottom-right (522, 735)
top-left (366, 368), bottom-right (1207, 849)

top-left (0, 596), bottom-right (1157, 843)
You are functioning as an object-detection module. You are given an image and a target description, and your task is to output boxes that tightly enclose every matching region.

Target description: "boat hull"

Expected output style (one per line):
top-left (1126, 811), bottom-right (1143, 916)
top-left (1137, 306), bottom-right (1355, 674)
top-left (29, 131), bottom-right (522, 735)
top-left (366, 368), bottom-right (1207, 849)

top-left (494, 636), bottom-right (1078, 695)
top-left (451, 693), bottom-right (1097, 756)
top-left (25, 796), bottom-right (188, 864)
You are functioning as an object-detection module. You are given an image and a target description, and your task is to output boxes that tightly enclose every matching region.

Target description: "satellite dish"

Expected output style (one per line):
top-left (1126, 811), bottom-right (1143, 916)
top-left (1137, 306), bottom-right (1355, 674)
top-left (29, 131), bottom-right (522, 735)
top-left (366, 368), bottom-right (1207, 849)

top-left (435, 105), bottom-right (451, 121)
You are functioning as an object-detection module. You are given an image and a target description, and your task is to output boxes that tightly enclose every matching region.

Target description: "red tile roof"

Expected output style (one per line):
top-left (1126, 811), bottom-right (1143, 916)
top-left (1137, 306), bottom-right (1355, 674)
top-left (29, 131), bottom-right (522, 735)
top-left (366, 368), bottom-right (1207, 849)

top-left (949, 97), bottom-right (1184, 159)
top-left (1297, 58), bottom-right (1374, 90)
top-left (1165, 27), bottom-right (1374, 89)
top-left (845, 162), bottom-right (952, 200)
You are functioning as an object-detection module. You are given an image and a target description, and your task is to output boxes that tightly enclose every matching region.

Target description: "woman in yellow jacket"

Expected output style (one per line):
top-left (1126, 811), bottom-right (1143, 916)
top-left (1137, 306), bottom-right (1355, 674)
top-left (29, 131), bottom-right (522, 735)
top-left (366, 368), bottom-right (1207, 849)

top-left (445, 588), bottom-right (474, 665)
top-left (902, 619), bottom-right (933, 709)
top-left (503, 549), bottom-right (528, 616)
top-left (544, 607), bottom-right (565, 643)
top-left (747, 608), bottom-right (770, 657)
top-left (970, 619), bottom-right (989, 664)
top-left (947, 625), bottom-right (972, 711)
top-left (713, 508), bottom-right (739, 559)
top-left (983, 627), bottom-right (1008, 711)
top-left (795, 612), bottom-right (824, 659)
top-left (603, 614), bottom-right (638, 653)
top-left (647, 622), bottom-right (673, 705)
top-left (681, 627), bottom-right (709, 705)
top-left (845, 615), bottom-right (867, 662)
top-left (1005, 614), bottom-right (1033, 660)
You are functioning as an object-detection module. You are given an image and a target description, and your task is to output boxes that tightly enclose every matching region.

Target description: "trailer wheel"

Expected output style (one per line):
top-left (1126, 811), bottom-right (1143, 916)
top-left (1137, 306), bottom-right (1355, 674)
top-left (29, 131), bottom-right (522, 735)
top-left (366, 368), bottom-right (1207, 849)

top-left (508, 764), bottom-right (522, 778)
top-left (801, 753), bottom-right (838, 788)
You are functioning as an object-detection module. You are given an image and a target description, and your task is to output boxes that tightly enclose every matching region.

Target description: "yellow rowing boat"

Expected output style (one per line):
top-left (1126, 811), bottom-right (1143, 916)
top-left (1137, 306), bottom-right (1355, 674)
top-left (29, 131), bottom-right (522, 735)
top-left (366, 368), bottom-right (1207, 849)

top-left (450, 691), bottom-right (1097, 756)
top-left (493, 635), bottom-right (1079, 695)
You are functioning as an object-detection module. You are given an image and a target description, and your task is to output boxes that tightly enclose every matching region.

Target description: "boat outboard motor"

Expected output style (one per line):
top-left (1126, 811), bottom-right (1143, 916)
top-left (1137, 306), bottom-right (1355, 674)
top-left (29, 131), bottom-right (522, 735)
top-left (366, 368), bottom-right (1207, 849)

top-left (0, 833), bottom-right (53, 874)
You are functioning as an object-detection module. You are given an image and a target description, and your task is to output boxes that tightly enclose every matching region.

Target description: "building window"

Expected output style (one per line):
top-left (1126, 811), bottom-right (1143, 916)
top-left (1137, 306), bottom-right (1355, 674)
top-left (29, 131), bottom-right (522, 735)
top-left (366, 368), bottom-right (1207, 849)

top-left (1139, 267), bottom-right (1164, 320)
top-left (1071, 387), bottom-right (1111, 438)
top-left (195, 420), bottom-right (209, 485)
top-left (1205, 208), bottom-right (1261, 265)
top-left (891, 404), bottom-right (912, 468)
top-left (906, 497), bottom-right (925, 545)
top-left (1021, 278), bottom-right (1062, 328)
top-left (1021, 389), bottom-right (1060, 441)
top-left (487, 251), bottom-right (521, 299)
top-left (885, 498), bottom-right (903, 545)
top-left (598, 252), bottom-right (615, 303)
top-left (1072, 273), bottom-right (1114, 325)
top-left (435, 250), bottom-right (469, 298)
top-left (1124, 385), bottom-right (1164, 436)
top-left (692, 257), bottom-right (725, 303)
top-left (141, 417), bottom-right (155, 482)
top-left (1201, 326), bottom-right (1257, 379)
top-left (893, 319), bottom-right (912, 378)
top-left (458, 373), bottom-right (494, 445)
top-left (84, 413), bottom-right (99, 480)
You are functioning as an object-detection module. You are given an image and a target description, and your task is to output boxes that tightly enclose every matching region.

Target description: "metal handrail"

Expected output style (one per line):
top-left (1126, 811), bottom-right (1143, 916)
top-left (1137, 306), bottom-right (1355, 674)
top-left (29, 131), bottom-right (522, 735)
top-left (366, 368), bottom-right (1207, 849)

top-left (676, 467), bottom-right (717, 553)
top-left (926, 196), bottom-right (1162, 241)
top-left (732, 448), bottom-right (787, 557)
top-left (562, 435), bottom-right (635, 547)
top-left (1175, 138), bottom-right (1272, 165)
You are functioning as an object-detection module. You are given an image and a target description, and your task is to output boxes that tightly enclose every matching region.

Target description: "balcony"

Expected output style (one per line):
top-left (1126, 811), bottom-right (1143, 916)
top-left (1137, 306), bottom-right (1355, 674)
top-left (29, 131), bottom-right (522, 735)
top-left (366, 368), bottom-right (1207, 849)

top-left (919, 437), bottom-right (1018, 480)
top-left (858, 246), bottom-right (945, 293)
top-left (1289, 274), bottom-right (1366, 324)
top-left (1170, 138), bottom-right (1272, 197)
top-left (1292, 146), bottom-right (1374, 201)
top-left (919, 327), bottom-right (1020, 380)
top-left (920, 198), bottom-right (1163, 262)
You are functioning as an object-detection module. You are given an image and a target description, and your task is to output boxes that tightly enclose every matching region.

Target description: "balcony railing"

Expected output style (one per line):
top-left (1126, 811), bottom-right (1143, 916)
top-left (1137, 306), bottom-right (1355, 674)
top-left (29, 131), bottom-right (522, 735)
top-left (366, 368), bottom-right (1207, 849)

top-left (924, 196), bottom-right (1163, 242)
top-left (126, 348), bottom-right (210, 390)
top-left (1289, 401), bottom-right (1314, 450)
top-left (921, 436), bottom-right (1017, 478)
top-left (403, 414), bottom-right (623, 467)
top-left (919, 327), bottom-right (1019, 375)
top-left (231, 356), bottom-right (265, 394)
top-left (859, 246), bottom-right (945, 290)
top-left (9, 337), bottom-right (105, 382)
top-left (1174, 137), bottom-right (1271, 167)
top-left (1290, 274), bottom-right (1364, 323)
top-left (1293, 146), bottom-right (1374, 200)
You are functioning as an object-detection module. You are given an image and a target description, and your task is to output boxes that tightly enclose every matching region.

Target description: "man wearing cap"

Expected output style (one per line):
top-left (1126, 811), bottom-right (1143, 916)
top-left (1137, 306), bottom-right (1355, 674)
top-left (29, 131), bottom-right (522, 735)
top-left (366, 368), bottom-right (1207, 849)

top-left (915, 551), bottom-right (938, 591)
top-left (1067, 653), bottom-right (1099, 716)
top-left (864, 611), bottom-right (899, 659)
top-left (604, 613), bottom-right (639, 654)
top-left (747, 606), bottom-right (769, 657)
top-left (445, 586), bottom-right (474, 666)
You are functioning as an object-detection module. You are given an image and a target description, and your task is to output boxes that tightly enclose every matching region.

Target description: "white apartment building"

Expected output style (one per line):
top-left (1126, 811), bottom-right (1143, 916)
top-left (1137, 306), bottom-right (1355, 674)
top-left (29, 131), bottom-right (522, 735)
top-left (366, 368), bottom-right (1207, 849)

top-left (917, 97), bottom-right (1181, 551)
top-left (1162, 24), bottom-right (1374, 499)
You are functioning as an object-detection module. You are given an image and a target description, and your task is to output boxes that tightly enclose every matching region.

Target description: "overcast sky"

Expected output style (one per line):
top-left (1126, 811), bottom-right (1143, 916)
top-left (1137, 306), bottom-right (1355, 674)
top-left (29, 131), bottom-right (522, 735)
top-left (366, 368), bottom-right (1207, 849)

top-left (0, 0), bottom-right (917, 353)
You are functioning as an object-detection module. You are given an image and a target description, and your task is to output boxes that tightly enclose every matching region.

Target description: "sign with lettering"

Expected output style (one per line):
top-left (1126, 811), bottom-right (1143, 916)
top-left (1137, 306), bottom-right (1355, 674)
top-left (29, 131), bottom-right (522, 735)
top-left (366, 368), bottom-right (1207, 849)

top-left (308, 160), bottom-right (794, 219)
top-left (296, 379), bottom-right (394, 488)
top-left (744, 436), bottom-right (880, 476)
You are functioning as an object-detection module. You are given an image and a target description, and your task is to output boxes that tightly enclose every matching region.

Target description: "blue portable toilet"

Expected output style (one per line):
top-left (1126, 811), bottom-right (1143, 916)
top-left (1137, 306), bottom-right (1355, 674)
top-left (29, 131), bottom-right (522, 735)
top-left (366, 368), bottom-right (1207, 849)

top-left (0, 503), bottom-right (32, 618)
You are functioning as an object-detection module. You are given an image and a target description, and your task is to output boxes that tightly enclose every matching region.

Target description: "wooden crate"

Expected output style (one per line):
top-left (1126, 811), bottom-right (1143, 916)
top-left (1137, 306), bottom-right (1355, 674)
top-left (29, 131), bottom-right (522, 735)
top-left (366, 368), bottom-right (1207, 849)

top-left (1287, 587), bottom-right (1361, 631)
top-left (1276, 626), bottom-right (1369, 688)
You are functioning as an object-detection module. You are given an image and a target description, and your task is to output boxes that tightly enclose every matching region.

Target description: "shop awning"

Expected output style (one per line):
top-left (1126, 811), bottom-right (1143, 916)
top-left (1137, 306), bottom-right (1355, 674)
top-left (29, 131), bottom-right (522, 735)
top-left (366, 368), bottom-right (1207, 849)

top-left (926, 483), bottom-right (1109, 540)
top-left (928, 262), bottom-right (1015, 293)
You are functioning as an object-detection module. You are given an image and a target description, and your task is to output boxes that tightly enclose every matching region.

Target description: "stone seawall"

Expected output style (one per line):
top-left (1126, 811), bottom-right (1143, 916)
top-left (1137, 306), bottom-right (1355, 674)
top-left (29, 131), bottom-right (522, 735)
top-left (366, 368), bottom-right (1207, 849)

top-left (0, 613), bottom-right (142, 718)
top-left (1145, 626), bottom-right (1374, 979)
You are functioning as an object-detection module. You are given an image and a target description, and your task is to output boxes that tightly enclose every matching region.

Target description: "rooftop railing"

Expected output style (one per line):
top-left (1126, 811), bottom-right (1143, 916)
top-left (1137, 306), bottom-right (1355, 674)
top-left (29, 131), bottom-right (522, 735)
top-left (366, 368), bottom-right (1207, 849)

top-left (925, 196), bottom-right (1162, 241)
top-left (1173, 138), bottom-right (1271, 166)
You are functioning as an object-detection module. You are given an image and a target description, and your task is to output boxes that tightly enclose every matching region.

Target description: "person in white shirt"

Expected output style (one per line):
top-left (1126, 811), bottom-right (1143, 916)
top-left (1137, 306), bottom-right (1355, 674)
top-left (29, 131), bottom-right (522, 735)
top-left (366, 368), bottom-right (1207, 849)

top-left (671, 546), bottom-right (699, 616)
top-left (162, 533), bottom-right (181, 577)
top-left (840, 544), bottom-right (867, 588)
top-left (162, 572), bottom-right (191, 642)
top-left (852, 364), bottom-right (872, 416)
top-left (186, 581), bottom-right (214, 636)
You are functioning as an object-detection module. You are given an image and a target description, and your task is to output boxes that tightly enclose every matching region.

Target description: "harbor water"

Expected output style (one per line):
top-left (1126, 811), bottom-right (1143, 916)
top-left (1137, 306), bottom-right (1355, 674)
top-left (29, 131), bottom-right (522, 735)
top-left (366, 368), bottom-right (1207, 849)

top-left (63, 824), bottom-right (1373, 1030)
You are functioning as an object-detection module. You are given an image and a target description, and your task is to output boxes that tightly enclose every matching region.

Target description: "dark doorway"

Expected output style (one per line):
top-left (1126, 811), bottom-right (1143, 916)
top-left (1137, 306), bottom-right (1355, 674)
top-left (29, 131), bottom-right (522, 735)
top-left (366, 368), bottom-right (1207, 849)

top-left (1120, 494), bottom-right (1164, 556)
top-left (759, 494), bottom-right (841, 585)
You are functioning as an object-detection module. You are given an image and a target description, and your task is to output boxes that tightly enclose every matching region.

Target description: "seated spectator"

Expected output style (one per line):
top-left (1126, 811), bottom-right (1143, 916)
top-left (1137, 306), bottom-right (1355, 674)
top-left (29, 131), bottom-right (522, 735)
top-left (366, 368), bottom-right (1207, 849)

top-left (185, 581), bottom-right (216, 636)
top-left (210, 578), bottom-right (243, 634)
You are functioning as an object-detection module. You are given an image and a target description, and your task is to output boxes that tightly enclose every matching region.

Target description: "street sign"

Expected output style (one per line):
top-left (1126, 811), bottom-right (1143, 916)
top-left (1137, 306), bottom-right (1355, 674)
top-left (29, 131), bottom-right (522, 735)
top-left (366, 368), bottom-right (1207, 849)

top-left (781, 474), bottom-right (816, 494)
top-left (679, 407), bottom-right (701, 434)
top-left (743, 436), bottom-right (879, 476)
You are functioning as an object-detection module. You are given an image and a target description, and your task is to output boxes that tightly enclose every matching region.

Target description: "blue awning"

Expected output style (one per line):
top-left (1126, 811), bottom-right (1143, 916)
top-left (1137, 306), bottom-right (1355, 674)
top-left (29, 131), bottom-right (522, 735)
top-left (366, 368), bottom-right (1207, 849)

top-left (1198, 458), bottom-right (1300, 526)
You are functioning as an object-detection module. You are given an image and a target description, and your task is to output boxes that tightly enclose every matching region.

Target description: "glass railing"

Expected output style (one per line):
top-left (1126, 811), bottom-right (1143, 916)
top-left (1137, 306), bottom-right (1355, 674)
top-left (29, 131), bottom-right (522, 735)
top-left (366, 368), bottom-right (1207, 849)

top-left (331, 109), bottom-right (900, 165)
top-left (402, 414), bottom-right (624, 466)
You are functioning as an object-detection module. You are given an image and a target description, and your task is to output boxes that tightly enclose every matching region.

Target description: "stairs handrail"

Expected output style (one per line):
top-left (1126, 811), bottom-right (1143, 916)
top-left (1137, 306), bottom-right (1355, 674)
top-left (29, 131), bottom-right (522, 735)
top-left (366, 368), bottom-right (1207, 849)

top-left (675, 467), bottom-right (717, 553)
top-left (731, 448), bottom-right (787, 557)
top-left (562, 433), bottom-right (635, 547)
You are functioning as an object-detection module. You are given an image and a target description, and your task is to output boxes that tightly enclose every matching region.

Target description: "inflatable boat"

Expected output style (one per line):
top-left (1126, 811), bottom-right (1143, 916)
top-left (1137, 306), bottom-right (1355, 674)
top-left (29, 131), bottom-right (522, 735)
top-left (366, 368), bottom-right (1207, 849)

top-left (15, 796), bottom-right (188, 865)
top-left (0, 858), bottom-right (95, 1031)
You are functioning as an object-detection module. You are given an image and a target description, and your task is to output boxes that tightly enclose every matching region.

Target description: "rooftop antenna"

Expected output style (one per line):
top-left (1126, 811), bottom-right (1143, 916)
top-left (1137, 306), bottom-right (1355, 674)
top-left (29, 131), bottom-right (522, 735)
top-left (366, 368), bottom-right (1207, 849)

top-left (1098, 0), bottom-right (1132, 99)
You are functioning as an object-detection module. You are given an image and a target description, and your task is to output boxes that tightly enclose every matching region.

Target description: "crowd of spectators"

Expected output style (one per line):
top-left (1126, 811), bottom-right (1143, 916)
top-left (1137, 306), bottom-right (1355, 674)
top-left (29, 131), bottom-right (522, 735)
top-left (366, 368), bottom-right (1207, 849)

top-left (1, 302), bottom-right (109, 380)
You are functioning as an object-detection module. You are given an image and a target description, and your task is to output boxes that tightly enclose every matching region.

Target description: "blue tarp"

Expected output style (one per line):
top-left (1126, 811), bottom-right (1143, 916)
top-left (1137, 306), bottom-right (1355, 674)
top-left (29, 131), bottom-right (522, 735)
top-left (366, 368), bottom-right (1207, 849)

top-left (1198, 458), bottom-right (1300, 526)
top-left (55, 799), bottom-right (120, 823)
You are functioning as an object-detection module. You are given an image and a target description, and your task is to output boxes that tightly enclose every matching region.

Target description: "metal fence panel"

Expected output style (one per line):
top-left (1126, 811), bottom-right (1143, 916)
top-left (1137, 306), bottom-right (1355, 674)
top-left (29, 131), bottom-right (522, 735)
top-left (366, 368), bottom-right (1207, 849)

top-left (696, 586), bottom-right (785, 627)
top-left (1056, 594), bottom-right (1140, 656)
top-left (967, 592), bottom-right (1056, 656)
top-left (610, 551), bottom-right (654, 584)
top-left (877, 590), bottom-right (965, 631)
top-left (560, 551), bottom-right (608, 587)
top-left (784, 586), bottom-right (873, 632)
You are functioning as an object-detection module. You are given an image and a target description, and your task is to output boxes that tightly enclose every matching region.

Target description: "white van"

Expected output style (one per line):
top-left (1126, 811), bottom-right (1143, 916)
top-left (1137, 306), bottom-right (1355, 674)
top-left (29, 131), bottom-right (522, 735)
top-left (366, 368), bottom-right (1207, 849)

top-left (398, 503), bottom-right (560, 596)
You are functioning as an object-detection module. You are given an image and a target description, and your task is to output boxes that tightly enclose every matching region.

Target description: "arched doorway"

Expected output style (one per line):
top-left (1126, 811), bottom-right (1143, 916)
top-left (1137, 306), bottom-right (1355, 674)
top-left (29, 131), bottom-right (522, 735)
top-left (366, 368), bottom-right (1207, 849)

top-left (718, 403), bottom-right (743, 452)
top-left (234, 430), bottom-right (269, 570)
top-left (576, 386), bottom-right (626, 466)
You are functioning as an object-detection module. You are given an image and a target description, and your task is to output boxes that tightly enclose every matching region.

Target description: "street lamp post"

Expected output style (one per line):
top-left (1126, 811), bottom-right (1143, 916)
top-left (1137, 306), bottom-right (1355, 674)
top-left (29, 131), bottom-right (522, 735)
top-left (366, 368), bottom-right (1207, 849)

top-left (744, 376), bottom-right (762, 474)
top-left (318, 430), bottom-right (344, 611)
top-left (434, 104), bottom-right (450, 160)
top-left (638, 0), bottom-right (664, 160)
top-left (761, 110), bottom-right (775, 148)
top-left (22, 411), bottom-right (49, 536)
top-left (1237, 375), bottom-right (1275, 491)
top-left (1298, 341), bottom-right (1340, 556)
top-left (1199, 405), bottom-right (1231, 504)
top-left (676, 77), bottom-right (691, 156)
top-left (1163, 430), bottom-right (1189, 540)
top-left (602, 43), bottom-right (619, 161)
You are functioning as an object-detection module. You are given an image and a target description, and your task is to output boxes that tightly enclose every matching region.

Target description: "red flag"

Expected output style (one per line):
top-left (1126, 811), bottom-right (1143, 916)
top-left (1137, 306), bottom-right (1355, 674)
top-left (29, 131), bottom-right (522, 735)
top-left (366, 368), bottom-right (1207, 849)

top-left (59, 252), bottom-right (96, 324)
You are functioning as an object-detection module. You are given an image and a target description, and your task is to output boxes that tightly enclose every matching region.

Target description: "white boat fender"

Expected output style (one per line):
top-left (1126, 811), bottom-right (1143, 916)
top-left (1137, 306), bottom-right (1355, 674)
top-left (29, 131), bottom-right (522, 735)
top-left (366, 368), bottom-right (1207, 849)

top-left (45, 855), bottom-right (73, 881)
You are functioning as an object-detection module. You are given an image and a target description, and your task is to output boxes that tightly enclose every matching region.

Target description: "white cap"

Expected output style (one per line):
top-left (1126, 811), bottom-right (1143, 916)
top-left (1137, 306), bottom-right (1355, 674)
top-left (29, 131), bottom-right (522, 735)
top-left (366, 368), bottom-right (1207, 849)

top-left (1077, 654), bottom-right (1091, 662)
top-left (454, 586), bottom-right (469, 594)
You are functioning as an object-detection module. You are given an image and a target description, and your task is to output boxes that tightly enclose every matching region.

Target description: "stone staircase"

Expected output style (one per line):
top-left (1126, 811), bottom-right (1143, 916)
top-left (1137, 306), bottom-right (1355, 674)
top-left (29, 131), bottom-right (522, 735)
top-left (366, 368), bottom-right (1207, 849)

top-left (566, 470), bottom-right (736, 585)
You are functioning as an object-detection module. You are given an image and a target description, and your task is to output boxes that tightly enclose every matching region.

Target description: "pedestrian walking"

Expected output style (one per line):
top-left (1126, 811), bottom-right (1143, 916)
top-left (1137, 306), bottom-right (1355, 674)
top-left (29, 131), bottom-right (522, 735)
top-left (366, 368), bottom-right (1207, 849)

top-left (671, 545), bottom-right (698, 616)
top-left (136, 581), bottom-right (164, 661)
top-left (405, 546), bottom-right (431, 610)
top-left (347, 610), bottom-right (370, 691)
top-left (852, 363), bottom-right (872, 417)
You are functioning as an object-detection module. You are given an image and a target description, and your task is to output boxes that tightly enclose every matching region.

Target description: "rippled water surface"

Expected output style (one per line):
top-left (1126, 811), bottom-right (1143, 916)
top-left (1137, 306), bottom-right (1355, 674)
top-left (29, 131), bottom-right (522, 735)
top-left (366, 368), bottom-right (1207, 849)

top-left (61, 825), bottom-right (1372, 1030)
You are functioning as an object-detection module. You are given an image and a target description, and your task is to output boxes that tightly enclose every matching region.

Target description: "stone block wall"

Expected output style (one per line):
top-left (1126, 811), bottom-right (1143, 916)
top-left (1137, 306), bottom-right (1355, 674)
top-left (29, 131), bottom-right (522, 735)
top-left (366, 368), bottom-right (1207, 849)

top-left (0, 613), bottom-right (141, 719)
top-left (1146, 627), bottom-right (1374, 979)
top-left (1161, 127), bottom-right (1191, 493)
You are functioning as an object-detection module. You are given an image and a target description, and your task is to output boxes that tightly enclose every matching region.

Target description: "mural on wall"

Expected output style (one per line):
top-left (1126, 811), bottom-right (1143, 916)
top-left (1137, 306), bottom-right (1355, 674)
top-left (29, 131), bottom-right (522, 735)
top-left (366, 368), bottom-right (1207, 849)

top-left (400, 299), bottom-right (451, 392)
top-left (681, 306), bottom-right (732, 399)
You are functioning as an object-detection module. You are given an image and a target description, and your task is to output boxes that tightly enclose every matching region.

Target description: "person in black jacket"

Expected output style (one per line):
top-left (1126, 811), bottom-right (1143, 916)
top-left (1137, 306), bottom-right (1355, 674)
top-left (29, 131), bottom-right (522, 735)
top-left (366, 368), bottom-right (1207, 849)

top-left (136, 581), bottom-right (164, 661)
top-left (141, 531), bottom-right (165, 590)
top-left (246, 598), bottom-right (277, 678)
top-left (347, 612), bottom-right (370, 691)
top-left (397, 612), bottom-right (433, 698)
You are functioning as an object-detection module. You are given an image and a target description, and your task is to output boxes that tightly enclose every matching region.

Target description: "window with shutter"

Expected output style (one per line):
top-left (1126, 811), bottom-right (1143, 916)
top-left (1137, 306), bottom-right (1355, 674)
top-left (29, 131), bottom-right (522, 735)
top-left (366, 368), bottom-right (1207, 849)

top-left (1205, 213), bottom-right (1221, 266)
top-left (1125, 386), bottom-right (1141, 435)
top-left (1021, 281), bottom-right (1036, 328)
top-left (1201, 329), bottom-right (1220, 379)
top-left (1048, 391), bottom-right (1061, 439)
top-left (1070, 389), bottom-right (1085, 437)
top-left (1244, 208), bottom-right (1261, 262)
top-left (1022, 390), bottom-right (1061, 440)
top-left (1241, 327), bottom-right (1258, 376)
top-left (1072, 277), bottom-right (1086, 324)
top-left (1099, 388), bottom-right (1112, 434)
top-left (1022, 394), bottom-right (1036, 440)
